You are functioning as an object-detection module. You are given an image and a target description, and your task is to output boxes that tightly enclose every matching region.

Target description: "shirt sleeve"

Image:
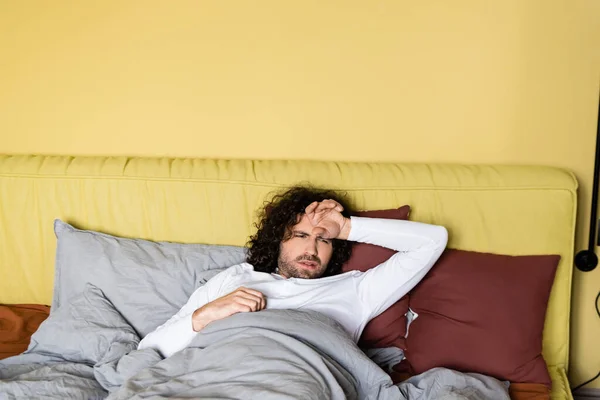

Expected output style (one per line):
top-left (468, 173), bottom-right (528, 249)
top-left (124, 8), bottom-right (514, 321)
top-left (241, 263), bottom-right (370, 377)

top-left (350, 216), bottom-right (448, 320)
top-left (137, 266), bottom-right (234, 358)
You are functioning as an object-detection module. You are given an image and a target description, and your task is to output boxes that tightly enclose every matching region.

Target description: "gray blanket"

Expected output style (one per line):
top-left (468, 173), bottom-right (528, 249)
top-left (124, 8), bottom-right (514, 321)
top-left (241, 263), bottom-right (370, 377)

top-left (0, 286), bottom-right (510, 399)
top-left (107, 310), bottom-right (510, 400)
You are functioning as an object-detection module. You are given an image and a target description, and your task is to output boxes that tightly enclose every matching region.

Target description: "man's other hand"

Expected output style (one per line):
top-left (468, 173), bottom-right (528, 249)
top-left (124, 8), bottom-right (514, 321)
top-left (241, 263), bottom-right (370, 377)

top-left (191, 287), bottom-right (266, 332)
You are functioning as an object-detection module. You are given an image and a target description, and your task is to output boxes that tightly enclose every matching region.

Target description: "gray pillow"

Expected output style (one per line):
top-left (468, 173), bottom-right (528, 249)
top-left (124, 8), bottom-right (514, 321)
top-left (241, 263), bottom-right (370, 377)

top-left (27, 283), bottom-right (138, 366)
top-left (53, 219), bottom-right (246, 337)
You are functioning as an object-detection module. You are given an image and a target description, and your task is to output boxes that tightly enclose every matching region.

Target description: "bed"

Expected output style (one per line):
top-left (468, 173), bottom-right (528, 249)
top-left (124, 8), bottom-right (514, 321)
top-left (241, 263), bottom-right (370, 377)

top-left (0, 154), bottom-right (576, 399)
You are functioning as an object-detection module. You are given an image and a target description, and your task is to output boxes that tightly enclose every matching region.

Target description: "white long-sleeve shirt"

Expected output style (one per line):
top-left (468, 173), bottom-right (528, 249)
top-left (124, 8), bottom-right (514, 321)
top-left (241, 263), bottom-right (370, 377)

top-left (138, 216), bottom-right (448, 358)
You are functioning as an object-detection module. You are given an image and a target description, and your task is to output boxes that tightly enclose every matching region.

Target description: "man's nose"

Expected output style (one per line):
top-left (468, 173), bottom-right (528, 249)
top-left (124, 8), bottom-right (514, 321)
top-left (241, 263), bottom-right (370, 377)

top-left (304, 239), bottom-right (318, 255)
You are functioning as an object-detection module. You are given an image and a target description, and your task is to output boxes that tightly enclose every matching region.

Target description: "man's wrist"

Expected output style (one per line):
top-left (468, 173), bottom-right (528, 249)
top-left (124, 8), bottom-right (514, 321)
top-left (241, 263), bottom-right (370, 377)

top-left (192, 308), bottom-right (209, 332)
top-left (337, 217), bottom-right (352, 240)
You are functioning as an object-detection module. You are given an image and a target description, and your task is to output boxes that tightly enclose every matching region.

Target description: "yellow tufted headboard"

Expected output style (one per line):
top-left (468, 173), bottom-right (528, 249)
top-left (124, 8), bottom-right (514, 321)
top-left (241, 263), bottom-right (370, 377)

top-left (0, 154), bottom-right (576, 397)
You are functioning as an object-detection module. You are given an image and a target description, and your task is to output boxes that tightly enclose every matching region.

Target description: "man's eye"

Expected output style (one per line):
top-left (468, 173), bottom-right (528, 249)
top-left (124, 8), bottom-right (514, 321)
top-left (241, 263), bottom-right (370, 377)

top-left (319, 238), bottom-right (330, 244)
top-left (295, 233), bottom-right (307, 238)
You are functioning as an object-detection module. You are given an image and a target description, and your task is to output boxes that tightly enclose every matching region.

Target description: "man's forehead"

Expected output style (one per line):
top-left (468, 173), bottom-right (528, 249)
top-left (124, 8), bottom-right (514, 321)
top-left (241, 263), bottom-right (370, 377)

top-left (291, 223), bottom-right (330, 240)
top-left (292, 214), bottom-right (313, 228)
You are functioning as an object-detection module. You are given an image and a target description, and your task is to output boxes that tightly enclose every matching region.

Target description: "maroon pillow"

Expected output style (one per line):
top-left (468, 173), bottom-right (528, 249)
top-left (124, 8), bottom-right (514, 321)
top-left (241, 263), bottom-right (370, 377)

top-left (405, 249), bottom-right (559, 387)
top-left (0, 304), bottom-right (50, 360)
top-left (342, 205), bottom-right (411, 349)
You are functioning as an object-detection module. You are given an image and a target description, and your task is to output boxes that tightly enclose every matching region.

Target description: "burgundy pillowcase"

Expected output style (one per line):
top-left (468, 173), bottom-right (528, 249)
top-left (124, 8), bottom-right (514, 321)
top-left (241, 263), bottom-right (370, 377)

top-left (405, 249), bottom-right (560, 387)
top-left (0, 304), bottom-right (50, 360)
top-left (341, 205), bottom-right (411, 350)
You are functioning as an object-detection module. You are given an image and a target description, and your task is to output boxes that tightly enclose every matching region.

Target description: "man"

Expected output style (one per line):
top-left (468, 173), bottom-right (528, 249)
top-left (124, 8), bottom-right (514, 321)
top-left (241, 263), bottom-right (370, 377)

top-left (138, 186), bottom-right (448, 358)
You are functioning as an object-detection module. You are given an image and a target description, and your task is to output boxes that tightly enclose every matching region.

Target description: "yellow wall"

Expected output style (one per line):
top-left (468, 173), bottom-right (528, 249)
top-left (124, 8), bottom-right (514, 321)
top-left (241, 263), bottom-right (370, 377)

top-left (1, 0), bottom-right (599, 388)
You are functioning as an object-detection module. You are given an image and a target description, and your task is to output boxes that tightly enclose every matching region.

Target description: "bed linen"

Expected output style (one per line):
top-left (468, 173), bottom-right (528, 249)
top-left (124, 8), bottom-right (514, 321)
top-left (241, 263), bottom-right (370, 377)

top-left (0, 287), bottom-right (510, 400)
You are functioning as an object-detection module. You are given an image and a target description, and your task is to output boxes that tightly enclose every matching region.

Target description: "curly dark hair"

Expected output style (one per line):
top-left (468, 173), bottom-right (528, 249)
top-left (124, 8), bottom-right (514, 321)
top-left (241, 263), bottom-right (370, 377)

top-left (246, 185), bottom-right (354, 277)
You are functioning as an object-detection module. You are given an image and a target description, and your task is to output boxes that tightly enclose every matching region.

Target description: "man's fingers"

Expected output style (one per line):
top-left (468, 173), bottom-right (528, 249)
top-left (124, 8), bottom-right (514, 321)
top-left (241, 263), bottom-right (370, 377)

top-left (233, 296), bottom-right (261, 312)
top-left (236, 288), bottom-right (266, 310)
top-left (305, 201), bottom-right (318, 215)
top-left (239, 289), bottom-right (266, 309)
top-left (238, 287), bottom-right (265, 298)
top-left (324, 199), bottom-right (343, 211)
top-left (235, 289), bottom-right (266, 311)
top-left (315, 200), bottom-right (343, 214)
top-left (306, 200), bottom-right (344, 230)
top-left (236, 292), bottom-right (264, 306)
top-left (314, 202), bottom-right (334, 213)
top-left (256, 296), bottom-right (266, 310)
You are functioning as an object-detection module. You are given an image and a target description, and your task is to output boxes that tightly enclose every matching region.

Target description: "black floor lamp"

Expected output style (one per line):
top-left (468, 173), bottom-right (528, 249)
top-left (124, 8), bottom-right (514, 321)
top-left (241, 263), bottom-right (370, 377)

top-left (575, 94), bottom-right (600, 272)
top-left (570, 92), bottom-right (600, 394)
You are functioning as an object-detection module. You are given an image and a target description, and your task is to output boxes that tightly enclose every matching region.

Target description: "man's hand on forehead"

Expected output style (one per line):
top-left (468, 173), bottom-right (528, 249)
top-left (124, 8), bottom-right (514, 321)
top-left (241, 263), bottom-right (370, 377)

top-left (305, 199), bottom-right (351, 240)
top-left (305, 199), bottom-right (343, 214)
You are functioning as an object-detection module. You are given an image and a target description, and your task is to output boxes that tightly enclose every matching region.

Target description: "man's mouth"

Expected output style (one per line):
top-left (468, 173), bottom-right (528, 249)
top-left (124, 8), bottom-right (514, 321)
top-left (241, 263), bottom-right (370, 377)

top-left (297, 260), bottom-right (319, 269)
